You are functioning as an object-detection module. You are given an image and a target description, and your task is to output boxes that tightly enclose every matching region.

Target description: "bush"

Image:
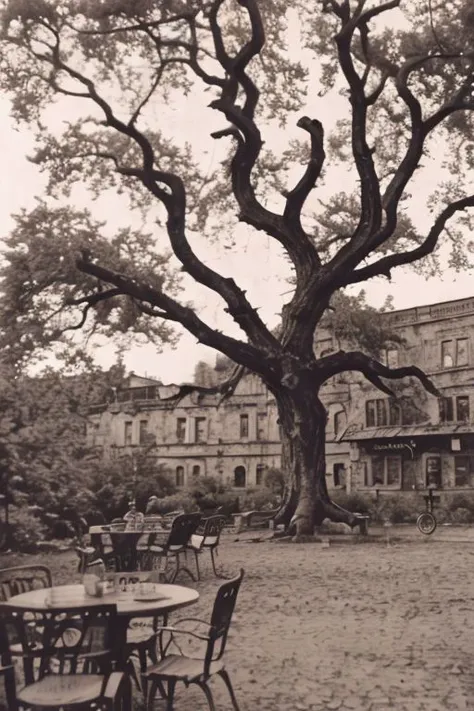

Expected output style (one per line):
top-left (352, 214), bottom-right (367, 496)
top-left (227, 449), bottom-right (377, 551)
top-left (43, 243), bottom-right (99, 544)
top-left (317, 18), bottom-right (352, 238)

top-left (331, 491), bottom-right (372, 516)
top-left (151, 493), bottom-right (198, 514)
top-left (241, 487), bottom-right (279, 511)
top-left (187, 476), bottom-right (226, 499)
top-left (8, 506), bottom-right (46, 552)
top-left (195, 492), bottom-right (240, 515)
top-left (449, 507), bottom-right (474, 524)
top-left (264, 468), bottom-right (286, 494)
top-left (445, 493), bottom-right (474, 515)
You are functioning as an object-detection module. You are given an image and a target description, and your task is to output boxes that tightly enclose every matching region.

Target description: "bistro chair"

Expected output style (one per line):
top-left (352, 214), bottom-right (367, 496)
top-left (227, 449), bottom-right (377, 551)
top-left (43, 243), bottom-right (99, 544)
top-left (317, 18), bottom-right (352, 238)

top-left (147, 513), bottom-right (202, 583)
top-left (144, 568), bottom-right (244, 711)
top-left (0, 620), bottom-right (16, 711)
top-left (81, 565), bottom-right (162, 697)
top-left (0, 566), bottom-right (52, 602)
top-left (187, 515), bottom-right (228, 580)
top-left (0, 602), bottom-right (131, 710)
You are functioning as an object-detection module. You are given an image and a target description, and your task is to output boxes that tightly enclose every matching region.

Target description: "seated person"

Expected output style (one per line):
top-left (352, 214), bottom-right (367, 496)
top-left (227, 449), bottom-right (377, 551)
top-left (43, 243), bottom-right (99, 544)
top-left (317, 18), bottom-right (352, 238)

top-left (123, 500), bottom-right (145, 530)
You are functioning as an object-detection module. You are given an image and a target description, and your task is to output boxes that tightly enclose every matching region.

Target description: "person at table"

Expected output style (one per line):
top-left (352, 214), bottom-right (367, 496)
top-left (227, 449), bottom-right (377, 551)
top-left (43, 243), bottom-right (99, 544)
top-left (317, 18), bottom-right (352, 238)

top-left (123, 500), bottom-right (145, 530)
top-left (146, 495), bottom-right (160, 515)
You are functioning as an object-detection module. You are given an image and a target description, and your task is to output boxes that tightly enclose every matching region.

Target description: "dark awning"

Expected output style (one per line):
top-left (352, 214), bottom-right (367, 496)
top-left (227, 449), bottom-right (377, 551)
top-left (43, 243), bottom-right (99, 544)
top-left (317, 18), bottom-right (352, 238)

top-left (337, 424), bottom-right (474, 442)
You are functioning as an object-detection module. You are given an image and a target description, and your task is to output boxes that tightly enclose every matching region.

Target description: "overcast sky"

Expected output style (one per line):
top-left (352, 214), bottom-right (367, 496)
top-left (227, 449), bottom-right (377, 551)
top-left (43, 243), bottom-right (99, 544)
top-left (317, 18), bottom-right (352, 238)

top-left (1, 7), bottom-right (473, 385)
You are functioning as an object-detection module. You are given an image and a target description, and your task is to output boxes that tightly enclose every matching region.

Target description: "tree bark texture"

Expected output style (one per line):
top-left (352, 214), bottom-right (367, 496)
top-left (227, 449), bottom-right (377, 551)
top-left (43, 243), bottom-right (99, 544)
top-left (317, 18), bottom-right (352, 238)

top-left (272, 384), bottom-right (359, 536)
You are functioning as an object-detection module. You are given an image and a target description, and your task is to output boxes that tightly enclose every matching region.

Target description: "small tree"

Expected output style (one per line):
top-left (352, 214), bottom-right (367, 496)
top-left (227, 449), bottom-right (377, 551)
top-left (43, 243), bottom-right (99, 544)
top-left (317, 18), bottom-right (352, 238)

top-left (2, 1), bottom-right (474, 535)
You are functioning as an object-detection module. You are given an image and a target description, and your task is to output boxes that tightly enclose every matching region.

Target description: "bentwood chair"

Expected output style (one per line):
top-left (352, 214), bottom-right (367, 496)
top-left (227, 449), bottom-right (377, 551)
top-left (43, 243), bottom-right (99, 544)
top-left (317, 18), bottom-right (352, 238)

top-left (0, 566), bottom-right (52, 602)
top-left (144, 568), bottom-right (244, 711)
top-left (187, 515), bottom-right (228, 580)
top-left (147, 513), bottom-right (202, 583)
top-left (0, 602), bottom-right (131, 710)
top-left (0, 620), bottom-right (16, 711)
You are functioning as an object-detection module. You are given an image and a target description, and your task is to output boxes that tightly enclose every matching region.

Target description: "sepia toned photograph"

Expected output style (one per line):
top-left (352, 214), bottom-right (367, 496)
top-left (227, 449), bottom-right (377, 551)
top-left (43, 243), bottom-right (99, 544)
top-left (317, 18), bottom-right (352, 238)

top-left (0, 1), bottom-right (474, 709)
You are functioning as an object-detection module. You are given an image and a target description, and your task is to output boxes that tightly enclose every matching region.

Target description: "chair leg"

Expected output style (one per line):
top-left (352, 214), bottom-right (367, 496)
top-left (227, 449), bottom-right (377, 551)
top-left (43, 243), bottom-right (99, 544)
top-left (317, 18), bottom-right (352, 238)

top-left (194, 550), bottom-right (201, 581)
top-left (194, 680), bottom-right (217, 711)
top-left (218, 669), bottom-right (241, 711)
top-left (146, 679), bottom-right (159, 711)
top-left (210, 548), bottom-right (219, 576)
top-left (139, 646), bottom-right (148, 699)
top-left (166, 679), bottom-right (176, 711)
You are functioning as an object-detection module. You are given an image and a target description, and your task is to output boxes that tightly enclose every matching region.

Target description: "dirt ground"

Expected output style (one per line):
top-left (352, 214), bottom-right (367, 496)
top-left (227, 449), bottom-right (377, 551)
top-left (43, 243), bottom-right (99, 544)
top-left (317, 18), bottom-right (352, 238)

top-left (2, 527), bottom-right (474, 711)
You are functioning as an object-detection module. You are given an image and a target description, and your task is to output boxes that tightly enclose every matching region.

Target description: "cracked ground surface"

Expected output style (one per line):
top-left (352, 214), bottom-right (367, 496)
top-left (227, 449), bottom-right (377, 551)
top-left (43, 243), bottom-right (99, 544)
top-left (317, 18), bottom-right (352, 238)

top-left (2, 528), bottom-right (474, 710)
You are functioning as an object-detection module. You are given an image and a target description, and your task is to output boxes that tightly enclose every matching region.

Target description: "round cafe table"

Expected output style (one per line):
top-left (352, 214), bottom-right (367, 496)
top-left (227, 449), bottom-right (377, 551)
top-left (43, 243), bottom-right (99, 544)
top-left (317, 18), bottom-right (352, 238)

top-left (6, 583), bottom-right (199, 670)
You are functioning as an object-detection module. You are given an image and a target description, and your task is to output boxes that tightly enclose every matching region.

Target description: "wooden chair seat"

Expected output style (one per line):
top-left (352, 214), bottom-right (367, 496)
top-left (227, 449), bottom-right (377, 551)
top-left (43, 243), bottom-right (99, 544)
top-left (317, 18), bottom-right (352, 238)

top-left (127, 620), bottom-right (155, 645)
top-left (17, 673), bottom-right (105, 706)
top-left (147, 653), bottom-right (225, 682)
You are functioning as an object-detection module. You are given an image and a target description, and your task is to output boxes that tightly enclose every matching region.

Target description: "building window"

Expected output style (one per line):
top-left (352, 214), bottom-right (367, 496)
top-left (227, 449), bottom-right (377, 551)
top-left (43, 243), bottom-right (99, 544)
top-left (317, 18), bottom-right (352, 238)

top-left (176, 418), bottom-right (186, 443)
top-left (240, 414), bottom-right (249, 438)
top-left (256, 464), bottom-right (265, 486)
top-left (194, 417), bottom-right (207, 443)
top-left (192, 465), bottom-right (200, 478)
top-left (257, 413), bottom-right (267, 441)
top-left (139, 420), bottom-right (149, 445)
top-left (441, 338), bottom-right (469, 368)
top-left (439, 397), bottom-right (454, 423)
top-left (381, 348), bottom-right (399, 368)
top-left (367, 456), bottom-right (402, 487)
top-left (234, 466), bottom-right (246, 488)
top-left (176, 466), bottom-right (185, 488)
top-left (124, 421), bottom-right (133, 446)
top-left (441, 340), bottom-right (454, 368)
top-left (366, 399), bottom-right (401, 428)
top-left (426, 456), bottom-right (441, 488)
top-left (439, 395), bottom-right (470, 423)
top-left (456, 396), bottom-right (470, 423)
top-left (333, 463), bottom-right (346, 488)
top-left (456, 338), bottom-right (469, 366)
top-left (334, 410), bottom-right (347, 437)
top-left (454, 456), bottom-right (469, 487)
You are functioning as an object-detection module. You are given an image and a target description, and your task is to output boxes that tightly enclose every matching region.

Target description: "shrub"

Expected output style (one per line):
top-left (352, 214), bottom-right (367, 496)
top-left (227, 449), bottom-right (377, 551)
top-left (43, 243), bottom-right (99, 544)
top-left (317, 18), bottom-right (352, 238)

top-left (187, 476), bottom-right (226, 499)
top-left (449, 507), bottom-right (474, 524)
top-left (445, 493), bottom-right (474, 515)
top-left (151, 492), bottom-right (198, 514)
top-left (331, 491), bottom-right (372, 516)
top-left (241, 487), bottom-right (278, 511)
top-left (195, 492), bottom-right (240, 515)
top-left (8, 506), bottom-right (46, 552)
top-left (264, 468), bottom-right (286, 494)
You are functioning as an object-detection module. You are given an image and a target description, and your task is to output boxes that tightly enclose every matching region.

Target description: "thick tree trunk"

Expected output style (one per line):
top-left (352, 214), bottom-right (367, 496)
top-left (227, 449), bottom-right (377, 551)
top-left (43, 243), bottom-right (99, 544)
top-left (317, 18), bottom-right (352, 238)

top-left (272, 385), bottom-right (358, 536)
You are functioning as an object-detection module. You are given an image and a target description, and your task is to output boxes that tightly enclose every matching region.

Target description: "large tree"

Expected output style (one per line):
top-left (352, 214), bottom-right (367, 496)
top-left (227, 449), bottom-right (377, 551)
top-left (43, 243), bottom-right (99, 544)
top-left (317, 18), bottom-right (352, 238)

top-left (1, 0), bottom-right (474, 535)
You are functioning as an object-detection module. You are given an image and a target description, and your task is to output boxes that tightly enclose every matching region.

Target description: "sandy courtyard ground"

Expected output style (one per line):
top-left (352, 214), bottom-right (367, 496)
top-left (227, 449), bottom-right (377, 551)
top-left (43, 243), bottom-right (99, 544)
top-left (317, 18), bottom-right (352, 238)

top-left (2, 529), bottom-right (474, 710)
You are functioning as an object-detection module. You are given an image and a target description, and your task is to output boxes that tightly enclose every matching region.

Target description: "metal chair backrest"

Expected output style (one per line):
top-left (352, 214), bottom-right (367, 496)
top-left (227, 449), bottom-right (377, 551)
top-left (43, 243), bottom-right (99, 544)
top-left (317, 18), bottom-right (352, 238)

top-left (199, 515), bottom-right (227, 547)
top-left (204, 568), bottom-right (244, 672)
top-left (166, 513), bottom-right (202, 549)
top-left (0, 602), bottom-right (116, 682)
top-left (0, 566), bottom-right (52, 602)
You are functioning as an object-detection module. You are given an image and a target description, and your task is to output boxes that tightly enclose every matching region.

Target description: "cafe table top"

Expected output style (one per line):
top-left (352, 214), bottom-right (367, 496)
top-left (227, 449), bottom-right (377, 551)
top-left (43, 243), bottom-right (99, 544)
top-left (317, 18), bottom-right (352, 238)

top-left (5, 583), bottom-right (199, 618)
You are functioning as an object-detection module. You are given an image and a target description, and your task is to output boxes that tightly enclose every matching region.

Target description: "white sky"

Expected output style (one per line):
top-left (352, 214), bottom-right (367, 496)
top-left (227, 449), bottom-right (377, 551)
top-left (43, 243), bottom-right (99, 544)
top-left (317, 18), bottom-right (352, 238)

top-left (1, 6), bottom-right (473, 385)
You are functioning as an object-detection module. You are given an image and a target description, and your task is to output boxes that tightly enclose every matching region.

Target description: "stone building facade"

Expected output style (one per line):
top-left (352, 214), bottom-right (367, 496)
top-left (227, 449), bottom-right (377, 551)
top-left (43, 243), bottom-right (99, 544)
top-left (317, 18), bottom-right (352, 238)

top-left (87, 295), bottom-right (474, 496)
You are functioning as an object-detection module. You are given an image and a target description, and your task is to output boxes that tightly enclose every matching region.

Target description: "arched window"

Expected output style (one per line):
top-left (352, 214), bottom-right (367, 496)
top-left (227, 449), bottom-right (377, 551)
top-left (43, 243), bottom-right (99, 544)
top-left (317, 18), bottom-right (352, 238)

top-left (234, 466), bottom-right (246, 488)
top-left (192, 464), bottom-right (200, 478)
top-left (176, 466), bottom-right (185, 488)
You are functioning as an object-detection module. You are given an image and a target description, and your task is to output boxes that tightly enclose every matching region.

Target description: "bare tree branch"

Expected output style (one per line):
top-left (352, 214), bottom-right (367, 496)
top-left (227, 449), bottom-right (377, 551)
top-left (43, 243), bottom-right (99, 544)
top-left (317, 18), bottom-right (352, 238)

top-left (75, 255), bottom-right (280, 384)
top-left (316, 350), bottom-right (440, 397)
top-left (159, 363), bottom-right (246, 408)
top-left (342, 194), bottom-right (474, 285)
